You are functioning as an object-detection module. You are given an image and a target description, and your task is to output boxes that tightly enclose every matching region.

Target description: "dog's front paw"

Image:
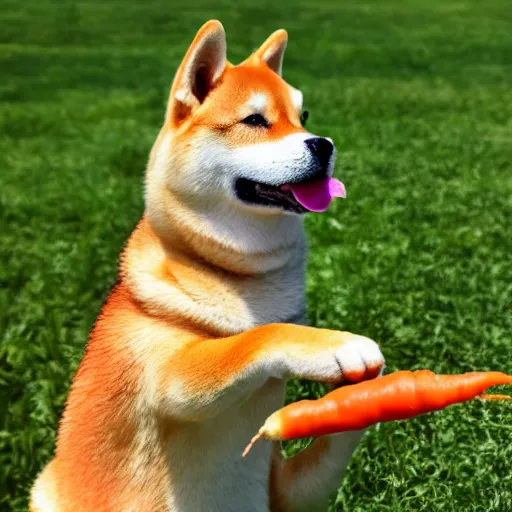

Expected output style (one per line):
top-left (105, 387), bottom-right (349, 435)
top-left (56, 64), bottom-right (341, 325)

top-left (284, 331), bottom-right (384, 384)
top-left (333, 334), bottom-right (384, 382)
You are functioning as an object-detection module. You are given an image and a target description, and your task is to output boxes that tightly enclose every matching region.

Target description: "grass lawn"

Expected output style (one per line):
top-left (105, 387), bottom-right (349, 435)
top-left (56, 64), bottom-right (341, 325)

top-left (1, 0), bottom-right (512, 510)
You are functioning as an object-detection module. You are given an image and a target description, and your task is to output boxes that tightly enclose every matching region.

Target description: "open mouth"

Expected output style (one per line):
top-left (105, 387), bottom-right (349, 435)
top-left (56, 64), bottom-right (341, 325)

top-left (235, 178), bottom-right (308, 214)
top-left (235, 176), bottom-right (346, 214)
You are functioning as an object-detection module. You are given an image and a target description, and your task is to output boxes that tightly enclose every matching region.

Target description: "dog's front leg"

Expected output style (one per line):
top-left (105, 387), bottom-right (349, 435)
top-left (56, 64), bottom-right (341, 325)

top-left (156, 323), bottom-right (383, 421)
top-left (269, 431), bottom-right (364, 512)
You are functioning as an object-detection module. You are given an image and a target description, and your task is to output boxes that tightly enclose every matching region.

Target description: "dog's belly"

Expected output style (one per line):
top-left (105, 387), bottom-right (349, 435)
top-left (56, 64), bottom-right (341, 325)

top-left (164, 378), bottom-right (285, 511)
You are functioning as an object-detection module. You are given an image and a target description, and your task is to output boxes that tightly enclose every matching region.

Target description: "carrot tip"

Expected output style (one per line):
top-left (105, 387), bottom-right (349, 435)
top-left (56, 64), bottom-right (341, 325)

top-left (478, 393), bottom-right (512, 401)
top-left (242, 432), bottom-right (263, 458)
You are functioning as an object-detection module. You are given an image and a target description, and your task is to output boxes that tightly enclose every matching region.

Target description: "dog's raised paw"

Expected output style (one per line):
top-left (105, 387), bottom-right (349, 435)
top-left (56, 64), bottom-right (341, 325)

top-left (335, 335), bottom-right (385, 382)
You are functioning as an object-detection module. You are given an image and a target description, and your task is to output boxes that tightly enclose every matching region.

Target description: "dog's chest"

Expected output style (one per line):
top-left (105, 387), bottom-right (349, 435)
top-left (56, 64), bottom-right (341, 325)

top-left (239, 263), bottom-right (307, 326)
top-left (164, 379), bottom-right (285, 512)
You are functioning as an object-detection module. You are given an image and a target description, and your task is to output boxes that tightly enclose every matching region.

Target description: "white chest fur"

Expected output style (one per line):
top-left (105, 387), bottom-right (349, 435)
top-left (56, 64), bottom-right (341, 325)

top-left (165, 379), bottom-right (285, 512)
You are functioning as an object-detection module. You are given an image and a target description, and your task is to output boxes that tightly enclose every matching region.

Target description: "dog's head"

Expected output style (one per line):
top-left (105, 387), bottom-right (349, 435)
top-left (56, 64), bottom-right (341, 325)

top-left (144, 20), bottom-right (344, 273)
top-left (146, 20), bottom-right (340, 218)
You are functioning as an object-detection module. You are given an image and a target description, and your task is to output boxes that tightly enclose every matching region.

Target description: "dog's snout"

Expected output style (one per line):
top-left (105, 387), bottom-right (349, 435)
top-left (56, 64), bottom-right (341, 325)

top-left (304, 137), bottom-right (334, 171)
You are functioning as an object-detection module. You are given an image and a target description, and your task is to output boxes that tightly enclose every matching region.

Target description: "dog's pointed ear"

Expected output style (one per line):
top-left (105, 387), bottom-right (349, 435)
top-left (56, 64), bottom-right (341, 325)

top-left (245, 29), bottom-right (288, 76)
top-left (168, 20), bottom-right (226, 126)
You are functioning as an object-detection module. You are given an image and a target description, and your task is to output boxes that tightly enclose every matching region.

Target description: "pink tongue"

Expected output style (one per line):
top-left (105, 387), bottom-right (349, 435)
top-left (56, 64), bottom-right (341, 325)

top-left (287, 177), bottom-right (346, 212)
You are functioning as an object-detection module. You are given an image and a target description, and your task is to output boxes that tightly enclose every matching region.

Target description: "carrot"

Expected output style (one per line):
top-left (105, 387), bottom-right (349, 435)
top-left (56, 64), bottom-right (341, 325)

top-left (243, 370), bottom-right (512, 457)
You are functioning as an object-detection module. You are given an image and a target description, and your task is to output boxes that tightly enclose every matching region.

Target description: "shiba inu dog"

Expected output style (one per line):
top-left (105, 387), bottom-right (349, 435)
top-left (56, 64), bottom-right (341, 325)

top-left (30, 20), bottom-right (384, 512)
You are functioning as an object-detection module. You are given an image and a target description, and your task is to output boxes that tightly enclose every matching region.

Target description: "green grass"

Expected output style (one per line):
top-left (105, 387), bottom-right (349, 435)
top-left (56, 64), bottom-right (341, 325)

top-left (1, 0), bottom-right (511, 510)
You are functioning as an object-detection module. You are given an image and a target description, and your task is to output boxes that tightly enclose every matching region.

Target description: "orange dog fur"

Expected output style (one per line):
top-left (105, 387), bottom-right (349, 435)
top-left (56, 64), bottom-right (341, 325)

top-left (30, 21), bottom-right (384, 512)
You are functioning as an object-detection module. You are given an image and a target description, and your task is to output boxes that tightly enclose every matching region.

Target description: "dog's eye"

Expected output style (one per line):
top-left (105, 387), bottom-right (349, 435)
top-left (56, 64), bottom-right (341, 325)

top-left (300, 110), bottom-right (309, 127)
top-left (241, 114), bottom-right (270, 128)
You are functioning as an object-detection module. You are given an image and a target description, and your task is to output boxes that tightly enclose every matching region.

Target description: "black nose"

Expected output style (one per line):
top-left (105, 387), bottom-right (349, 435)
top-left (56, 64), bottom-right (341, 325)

top-left (304, 137), bottom-right (334, 171)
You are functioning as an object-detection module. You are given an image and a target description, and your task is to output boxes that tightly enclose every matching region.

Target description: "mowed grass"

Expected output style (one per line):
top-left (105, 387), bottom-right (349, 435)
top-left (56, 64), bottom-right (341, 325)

top-left (1, 0), bottom-right (512, 510)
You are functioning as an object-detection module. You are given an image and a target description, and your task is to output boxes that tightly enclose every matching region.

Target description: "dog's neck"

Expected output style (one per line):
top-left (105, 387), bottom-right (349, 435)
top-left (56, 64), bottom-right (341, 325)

top-left (145, 179), bottom-right (307, 274)
top-left (122, 209), bottom-right (308, 335)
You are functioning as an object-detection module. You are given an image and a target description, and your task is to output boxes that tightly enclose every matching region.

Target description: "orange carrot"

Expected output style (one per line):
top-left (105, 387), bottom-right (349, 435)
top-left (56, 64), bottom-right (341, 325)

top-left (243, 370), bottom-right (512, 457)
